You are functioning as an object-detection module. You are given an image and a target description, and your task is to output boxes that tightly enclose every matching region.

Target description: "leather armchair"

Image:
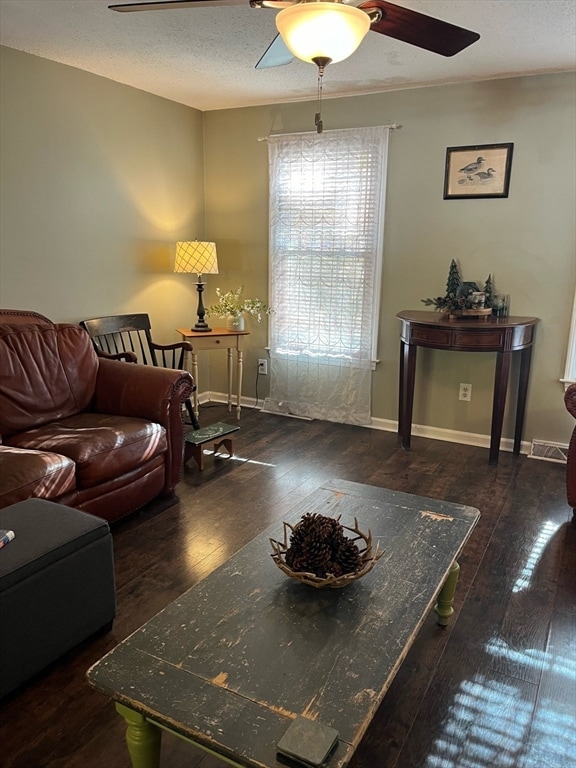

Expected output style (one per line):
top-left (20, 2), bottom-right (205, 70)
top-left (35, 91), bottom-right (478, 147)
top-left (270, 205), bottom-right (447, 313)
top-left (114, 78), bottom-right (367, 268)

top-left (565, 383), bottom-right (576, 521)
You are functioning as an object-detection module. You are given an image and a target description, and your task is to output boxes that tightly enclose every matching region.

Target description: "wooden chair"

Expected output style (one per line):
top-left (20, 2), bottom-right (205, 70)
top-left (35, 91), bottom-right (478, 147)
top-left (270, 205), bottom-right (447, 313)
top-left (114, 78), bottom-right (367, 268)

top-left (79, 313), bottom-right (199, 429)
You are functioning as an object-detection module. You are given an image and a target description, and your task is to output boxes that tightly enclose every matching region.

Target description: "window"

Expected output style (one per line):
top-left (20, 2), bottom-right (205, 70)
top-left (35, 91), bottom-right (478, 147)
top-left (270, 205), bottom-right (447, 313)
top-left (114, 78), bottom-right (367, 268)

top-left (265, 126), bottom-right (389, 425)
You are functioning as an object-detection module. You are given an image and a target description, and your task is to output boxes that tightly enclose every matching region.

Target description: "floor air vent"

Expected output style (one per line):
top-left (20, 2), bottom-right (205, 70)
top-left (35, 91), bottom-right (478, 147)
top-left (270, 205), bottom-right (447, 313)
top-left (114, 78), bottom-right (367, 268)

top-left (528, 440), bottom-right (568, 464)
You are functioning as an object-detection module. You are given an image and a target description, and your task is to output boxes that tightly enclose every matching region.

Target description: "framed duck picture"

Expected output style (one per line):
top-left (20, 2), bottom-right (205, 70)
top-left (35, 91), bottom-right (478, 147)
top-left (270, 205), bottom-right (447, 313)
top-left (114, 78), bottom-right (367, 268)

top-left (443, 143), bottom-right (514, 199)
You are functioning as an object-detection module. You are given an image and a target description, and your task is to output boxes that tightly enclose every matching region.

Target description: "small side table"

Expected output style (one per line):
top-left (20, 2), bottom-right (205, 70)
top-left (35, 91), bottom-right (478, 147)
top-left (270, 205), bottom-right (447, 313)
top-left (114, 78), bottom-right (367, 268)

top-left (176, 327), bottom-right (250, 421)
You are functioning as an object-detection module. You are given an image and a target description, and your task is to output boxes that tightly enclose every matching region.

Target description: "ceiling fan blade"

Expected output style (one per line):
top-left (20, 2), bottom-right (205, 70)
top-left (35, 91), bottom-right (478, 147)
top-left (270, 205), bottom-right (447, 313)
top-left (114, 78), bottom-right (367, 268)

top-left (358, 0), bottom-right (480, 57)
top-left (255, 34), bottom-right (295, 69)
top-left (109, 0), bottom-right (248, 11)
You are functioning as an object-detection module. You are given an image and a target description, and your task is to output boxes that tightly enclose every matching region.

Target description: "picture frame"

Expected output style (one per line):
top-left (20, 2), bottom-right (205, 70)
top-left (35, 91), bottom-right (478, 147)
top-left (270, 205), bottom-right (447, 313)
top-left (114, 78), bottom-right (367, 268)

top-left (443, 143), bottom-right (514, 199)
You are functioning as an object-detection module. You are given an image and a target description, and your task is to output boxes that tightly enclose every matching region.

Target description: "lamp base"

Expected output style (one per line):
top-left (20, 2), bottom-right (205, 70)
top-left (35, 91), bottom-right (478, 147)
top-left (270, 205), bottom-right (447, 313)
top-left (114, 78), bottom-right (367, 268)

top-left (193, 279), bottom-right (211, 332)
top-left (191, 320), bottom-right (211, 332)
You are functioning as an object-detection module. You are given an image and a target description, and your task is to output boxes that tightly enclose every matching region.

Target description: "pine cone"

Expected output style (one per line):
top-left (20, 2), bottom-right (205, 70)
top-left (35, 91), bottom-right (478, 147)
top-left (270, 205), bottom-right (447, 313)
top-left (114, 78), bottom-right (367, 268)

top-left (334, 538), bottom-right (362, 575)
top-left (289, 555), bottom-right (313, 573)
top-left (301, 537), bottom-right (332, 576)
top-left (286, 513), bottom-right (343, 577)
top-left (326, 560), bottom-right (344, 577)
top-left (288, 514), bottom-right (317, 550)
top-left (318, 517), bottom-right (344, 547)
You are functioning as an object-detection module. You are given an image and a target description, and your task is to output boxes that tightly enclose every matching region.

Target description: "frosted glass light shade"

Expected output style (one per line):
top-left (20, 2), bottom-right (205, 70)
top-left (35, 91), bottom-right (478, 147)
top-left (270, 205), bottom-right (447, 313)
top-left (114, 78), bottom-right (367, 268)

top-left (174, 241), bottom-right (218, 275)
top-left (275, 3), bottom-right (370, 65)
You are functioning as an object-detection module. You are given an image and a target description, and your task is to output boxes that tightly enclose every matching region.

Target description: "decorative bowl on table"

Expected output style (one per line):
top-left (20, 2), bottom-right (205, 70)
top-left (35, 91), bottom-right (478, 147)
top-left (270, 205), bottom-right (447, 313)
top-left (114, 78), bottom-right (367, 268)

top-left (269, 513), bottom-right (383, 589)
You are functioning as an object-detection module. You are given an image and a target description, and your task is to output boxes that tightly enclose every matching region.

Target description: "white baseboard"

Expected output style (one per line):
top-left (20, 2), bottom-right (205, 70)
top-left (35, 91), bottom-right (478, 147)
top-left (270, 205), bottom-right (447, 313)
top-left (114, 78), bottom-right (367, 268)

top-left (367, 417), bottom-right (532, 455)
top-left (196, 391), bottom-right (260, 411)
top-left (199, 391), bottom-right (532, 455)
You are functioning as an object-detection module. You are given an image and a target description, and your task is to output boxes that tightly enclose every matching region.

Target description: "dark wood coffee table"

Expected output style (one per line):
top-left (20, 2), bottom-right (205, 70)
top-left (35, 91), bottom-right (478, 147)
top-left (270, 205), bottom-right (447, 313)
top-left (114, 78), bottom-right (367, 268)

top-left (87, 479), bottom-right (479, 768)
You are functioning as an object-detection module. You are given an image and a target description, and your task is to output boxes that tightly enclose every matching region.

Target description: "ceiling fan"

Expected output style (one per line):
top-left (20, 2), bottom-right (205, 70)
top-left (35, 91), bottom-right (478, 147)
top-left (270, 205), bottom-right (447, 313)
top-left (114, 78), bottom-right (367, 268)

top-left (108, 0), bottom-right (481, 70)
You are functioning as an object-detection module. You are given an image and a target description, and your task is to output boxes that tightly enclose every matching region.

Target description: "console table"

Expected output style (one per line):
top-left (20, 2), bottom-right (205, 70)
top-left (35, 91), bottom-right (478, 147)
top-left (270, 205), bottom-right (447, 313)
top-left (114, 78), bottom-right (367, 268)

top-left (396, 310), bottom-right (539, 465)
top-left (176, 328), bottom-right (250, 421)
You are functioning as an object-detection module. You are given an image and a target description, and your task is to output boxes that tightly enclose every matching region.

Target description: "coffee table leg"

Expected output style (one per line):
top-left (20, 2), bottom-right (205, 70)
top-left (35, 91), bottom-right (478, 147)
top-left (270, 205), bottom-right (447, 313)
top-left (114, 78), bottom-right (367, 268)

top-left (116, 703), bottom-right (162, 768)
top-left (434, 561), bottom-right (460, 626)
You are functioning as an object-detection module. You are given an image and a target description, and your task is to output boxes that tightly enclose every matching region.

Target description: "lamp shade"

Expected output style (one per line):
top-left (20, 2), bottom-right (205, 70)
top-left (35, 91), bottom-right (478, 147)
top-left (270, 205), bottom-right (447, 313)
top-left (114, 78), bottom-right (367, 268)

top-left (174, 241), bottom-right (219, 275)
top-left (275, 3), bottom-right (370, 65)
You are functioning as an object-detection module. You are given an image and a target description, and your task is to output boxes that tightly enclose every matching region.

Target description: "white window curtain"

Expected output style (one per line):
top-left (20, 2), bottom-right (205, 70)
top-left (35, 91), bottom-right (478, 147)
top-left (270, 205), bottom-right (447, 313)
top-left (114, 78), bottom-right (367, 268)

top-left (563, 289), bottom-right (576, 385)
top-left (265, 126), bottom-right (389, 425)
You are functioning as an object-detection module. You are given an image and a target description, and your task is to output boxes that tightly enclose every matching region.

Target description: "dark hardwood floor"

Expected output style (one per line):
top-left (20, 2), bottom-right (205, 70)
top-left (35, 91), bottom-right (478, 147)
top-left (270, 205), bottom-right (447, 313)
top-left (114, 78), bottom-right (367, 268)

top-left (1, 404), bottom-right (574, 768)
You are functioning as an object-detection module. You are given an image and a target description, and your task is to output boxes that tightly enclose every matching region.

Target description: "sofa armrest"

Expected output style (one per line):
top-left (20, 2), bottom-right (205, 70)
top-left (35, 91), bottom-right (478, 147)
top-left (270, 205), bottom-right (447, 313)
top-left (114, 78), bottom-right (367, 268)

top-left (565, 383), bottom-right (576, 420)
top-left (564, 384), bottom-right (576, 518)
top-left (94, 359), bottom-right (194, 493)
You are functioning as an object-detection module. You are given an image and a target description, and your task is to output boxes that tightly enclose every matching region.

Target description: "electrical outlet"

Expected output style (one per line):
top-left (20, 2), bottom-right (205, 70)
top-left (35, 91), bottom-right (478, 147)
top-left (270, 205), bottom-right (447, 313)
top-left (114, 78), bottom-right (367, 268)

top-left (459, 383), bottom-right (472, 401)
top-left (258, 359), bottom-right (268, 375)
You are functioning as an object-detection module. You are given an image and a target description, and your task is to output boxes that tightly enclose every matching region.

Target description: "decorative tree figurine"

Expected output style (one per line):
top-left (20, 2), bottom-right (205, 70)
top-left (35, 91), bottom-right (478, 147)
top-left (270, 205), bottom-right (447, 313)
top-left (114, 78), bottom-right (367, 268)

top-left (483, 274), bottom-right (494, 308)
top-left (421, 259), bottom-right (467, 313)
top-left (446, 259), bottom-right (462, 298)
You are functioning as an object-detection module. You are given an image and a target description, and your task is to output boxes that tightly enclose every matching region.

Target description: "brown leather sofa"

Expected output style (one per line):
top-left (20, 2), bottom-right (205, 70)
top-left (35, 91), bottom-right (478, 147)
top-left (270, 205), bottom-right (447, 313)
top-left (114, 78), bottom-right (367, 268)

top-left (565, 383), bottom-right (576, 521)
top-left (0, 312), bottom-right (194, 523)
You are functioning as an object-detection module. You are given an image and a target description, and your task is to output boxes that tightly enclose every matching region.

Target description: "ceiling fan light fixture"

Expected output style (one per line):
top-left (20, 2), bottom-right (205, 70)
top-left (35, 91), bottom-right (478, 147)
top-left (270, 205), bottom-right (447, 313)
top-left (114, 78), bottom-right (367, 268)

top-left (275, 2), bottom-right (370, 65)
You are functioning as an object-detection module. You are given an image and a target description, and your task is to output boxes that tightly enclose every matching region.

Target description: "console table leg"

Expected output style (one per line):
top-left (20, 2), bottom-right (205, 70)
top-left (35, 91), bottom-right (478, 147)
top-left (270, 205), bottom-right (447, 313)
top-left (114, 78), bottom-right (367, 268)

top-left (227, 348), bottom-right (233, 412)
top-left (434, 561), bottom-right (460, 626)
top-left (398, 340), bottom-right (405, 437)
top-left (514, 346), bottom-right (533, 454)
top-left (489, 351), bottom-right (512, 465)
top-left (399, 341), bottom-right (417, 450)
top-left (236, 349), bottom-right (243, 420)
top-left (116, 704), bottom-right (162, 768)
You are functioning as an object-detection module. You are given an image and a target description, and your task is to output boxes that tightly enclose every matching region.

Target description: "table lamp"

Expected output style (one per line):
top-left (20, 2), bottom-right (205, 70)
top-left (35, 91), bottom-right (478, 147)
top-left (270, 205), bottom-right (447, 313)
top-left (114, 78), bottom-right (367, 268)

top-left (174, 241), bottom-right (219, 332)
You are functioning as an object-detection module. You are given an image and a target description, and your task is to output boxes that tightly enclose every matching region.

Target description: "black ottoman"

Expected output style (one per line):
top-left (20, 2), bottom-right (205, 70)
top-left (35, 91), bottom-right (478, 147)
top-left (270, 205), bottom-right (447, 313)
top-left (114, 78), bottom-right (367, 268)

top-left (0, 498), bottom-right (116, 698)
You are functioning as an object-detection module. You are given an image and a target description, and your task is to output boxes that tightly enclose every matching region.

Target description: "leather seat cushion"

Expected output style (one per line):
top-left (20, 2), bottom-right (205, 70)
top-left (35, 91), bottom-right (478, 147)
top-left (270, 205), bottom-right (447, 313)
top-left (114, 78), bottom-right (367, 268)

top-left (4, 413), bottom-right (167, 489)
top-left (0, 446), bottom-right (76, 508)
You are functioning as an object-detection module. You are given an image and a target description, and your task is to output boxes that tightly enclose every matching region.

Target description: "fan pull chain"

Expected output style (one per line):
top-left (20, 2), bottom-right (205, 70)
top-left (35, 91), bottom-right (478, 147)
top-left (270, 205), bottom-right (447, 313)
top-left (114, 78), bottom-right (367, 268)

top-left (315, 66), bottom-right (324, 134)
top-left (312, 56), bottom-right (330, 134)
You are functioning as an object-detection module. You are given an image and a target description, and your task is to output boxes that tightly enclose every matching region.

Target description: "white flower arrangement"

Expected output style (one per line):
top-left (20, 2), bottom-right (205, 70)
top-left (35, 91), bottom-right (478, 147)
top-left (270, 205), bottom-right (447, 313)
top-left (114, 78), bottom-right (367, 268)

top-left (206, 286), bottom-right (272, 322)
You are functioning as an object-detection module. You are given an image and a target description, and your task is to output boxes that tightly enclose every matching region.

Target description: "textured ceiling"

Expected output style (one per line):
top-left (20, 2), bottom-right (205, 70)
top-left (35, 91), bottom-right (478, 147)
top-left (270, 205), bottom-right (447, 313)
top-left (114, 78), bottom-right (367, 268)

top-left (0, 0), bottom-right (575, 111)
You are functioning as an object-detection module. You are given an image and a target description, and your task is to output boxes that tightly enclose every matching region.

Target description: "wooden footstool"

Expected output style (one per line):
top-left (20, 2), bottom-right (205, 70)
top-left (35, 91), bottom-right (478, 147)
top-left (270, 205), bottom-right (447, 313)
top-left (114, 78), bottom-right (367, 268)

top-left (184, 422), bottom-right (240, 471)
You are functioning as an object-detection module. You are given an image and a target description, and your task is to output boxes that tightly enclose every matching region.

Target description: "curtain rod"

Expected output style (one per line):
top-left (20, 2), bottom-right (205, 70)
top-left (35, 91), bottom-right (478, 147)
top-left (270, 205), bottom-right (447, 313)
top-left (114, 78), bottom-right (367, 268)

top-left (257, 123), bottom-right (403, 142)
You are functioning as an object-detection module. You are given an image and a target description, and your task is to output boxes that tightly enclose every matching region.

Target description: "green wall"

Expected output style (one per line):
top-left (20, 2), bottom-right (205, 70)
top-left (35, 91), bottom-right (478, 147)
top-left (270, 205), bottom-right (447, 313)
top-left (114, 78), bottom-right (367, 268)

top-left (203, 73), bottom-right (576, 447)
top-left (1, 43), bottom-right (574, 447)
top-left (0, 45), bottom-right (206, 345)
